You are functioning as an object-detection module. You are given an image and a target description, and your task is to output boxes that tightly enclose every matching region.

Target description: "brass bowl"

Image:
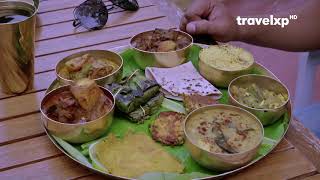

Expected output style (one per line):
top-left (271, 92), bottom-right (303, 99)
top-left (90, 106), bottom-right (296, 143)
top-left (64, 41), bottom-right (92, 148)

top-left (40, 86), bottom-right (115, 143)
top-left (228, 74), bottom-right (290, 126)
top-left (130, 30), bottom-right (193, 68)
top-left (184, 104), bottom-right (264, 171)
top-left (55, 50), bottom-right (123, 86)
top-left (198, 46), bottom-right (254, 88)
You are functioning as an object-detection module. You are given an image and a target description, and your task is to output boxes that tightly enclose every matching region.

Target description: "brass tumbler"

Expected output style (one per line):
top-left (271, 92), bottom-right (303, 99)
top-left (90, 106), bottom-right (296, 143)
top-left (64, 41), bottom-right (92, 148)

top-left (0, 0), bottom-right (39, 94)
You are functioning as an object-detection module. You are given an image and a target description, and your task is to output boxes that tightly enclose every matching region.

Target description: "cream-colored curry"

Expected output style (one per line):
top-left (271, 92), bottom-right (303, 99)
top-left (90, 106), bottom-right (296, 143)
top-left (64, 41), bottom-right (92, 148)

top-left (186, 108), bottom-right (262, 154)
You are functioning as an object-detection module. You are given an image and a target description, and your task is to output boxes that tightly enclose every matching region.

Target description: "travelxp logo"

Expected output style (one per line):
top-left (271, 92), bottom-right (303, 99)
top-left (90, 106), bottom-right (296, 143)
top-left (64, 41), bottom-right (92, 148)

top-left (236, 15), bottom-right (298, 28)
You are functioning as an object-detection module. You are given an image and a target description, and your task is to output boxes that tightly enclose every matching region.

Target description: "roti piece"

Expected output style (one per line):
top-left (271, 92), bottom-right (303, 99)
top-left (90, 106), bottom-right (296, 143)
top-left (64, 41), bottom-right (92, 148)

top-left (145, 62), bottom-right (221, 101)
top-left (183, 94), bottom-right (217, 114)
top-left (150, 112), bottom-right (185, 146)
top-left (95, 132), bottom-right (184, 178)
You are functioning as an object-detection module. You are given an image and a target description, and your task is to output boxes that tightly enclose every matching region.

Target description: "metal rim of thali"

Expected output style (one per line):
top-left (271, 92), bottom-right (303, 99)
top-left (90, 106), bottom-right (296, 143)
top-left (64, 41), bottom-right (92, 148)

top-left (42, 44), bottom-right (292, 180)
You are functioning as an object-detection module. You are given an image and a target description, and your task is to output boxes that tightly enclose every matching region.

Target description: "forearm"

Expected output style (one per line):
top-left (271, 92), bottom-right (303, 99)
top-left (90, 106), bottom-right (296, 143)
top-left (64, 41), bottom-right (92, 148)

top-left (234, 0), bottom-right (320, 51)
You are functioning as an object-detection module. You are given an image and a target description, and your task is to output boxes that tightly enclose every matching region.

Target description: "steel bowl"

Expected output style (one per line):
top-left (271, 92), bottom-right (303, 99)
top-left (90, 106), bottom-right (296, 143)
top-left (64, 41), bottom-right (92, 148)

top-left (228, 74), bottom-right (290, 126)
top-left (129, 30), bottom-right (193, 68)
top-left (198, 46), bottom-right (255, 88)
top-left (184, 104), bottom-right (264, 171)
top-left (40, 85), bottom-right (115, 143)
top-left (55, 50), bottom-right (123, 86)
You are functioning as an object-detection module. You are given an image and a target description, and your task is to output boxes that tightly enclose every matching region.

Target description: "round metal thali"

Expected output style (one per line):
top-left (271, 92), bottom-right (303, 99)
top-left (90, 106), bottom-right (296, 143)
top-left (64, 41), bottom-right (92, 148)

top-left (42, 44), bottom-right (292, 180)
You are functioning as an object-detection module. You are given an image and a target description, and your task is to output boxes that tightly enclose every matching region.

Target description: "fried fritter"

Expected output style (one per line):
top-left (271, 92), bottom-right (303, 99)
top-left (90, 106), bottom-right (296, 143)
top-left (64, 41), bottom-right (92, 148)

top-left (150, 112), bottom-right (185, 146)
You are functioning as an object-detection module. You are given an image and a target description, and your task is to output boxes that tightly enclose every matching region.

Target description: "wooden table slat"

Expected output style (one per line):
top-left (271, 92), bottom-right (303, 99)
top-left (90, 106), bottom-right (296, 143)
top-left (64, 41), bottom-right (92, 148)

top-left (228, 148), bottom-right (317, 180)
top-left (38, 0), bottom-right (114, 14)
top-left (0, 136), bottom-right (61, 171)
top-left (303, 174), bottom-right (320, 180)
top-left (272, 138), bottom-right (294, 153)
top-left (0, 147), bottom-right (315, 180)
top-left (37, 0), bottom-right (153, 27)
top-left (287, 118), bottom-right (320, 171)
top-left (0, 92), bottom-right (45, 120)
top-left (0, 114), bottom-right (43, 145)
top-left (35, 17), bottom-right (173, 56)
top-left (36, 5), bottom-right (164, 42)
top-left (0, 156), bottom-right (91, 180)
top-left (34, 39), bottom-right (129, 74)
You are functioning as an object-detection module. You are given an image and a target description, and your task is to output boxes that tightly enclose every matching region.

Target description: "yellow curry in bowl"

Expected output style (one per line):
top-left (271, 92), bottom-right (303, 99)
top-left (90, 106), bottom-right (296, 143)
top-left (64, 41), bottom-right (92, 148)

top-left (230, 83), bottom-right (288, 109)
top-left (186, 107), bottom-right (263, 154)
top-left (58, 54), bottom-right (120, 81)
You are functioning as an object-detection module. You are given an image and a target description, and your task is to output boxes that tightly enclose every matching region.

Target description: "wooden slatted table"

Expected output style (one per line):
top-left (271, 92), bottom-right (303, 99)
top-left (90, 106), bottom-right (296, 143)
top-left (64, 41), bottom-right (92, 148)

top-left (0, 0), bottom-right (319, 179)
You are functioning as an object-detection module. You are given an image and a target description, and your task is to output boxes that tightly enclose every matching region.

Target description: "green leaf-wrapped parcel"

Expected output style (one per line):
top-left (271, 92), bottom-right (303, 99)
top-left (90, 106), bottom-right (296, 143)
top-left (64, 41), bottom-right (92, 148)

top-left (106, 71), bottom-right (161, 116)
top-left (128, 92), bottom-right (164, 123)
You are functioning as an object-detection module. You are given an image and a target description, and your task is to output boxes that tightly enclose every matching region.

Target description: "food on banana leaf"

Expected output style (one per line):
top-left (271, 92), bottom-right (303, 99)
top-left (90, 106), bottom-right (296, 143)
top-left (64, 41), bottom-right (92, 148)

top-left (132, 28), bottom-right (191, 52)
top-left (94, 132), bottom-right (184, 178)
top-left (106, 71), bottom-right (162, 123)
top-left (186, 108), bottom-right (262, 154)
top-left (58, 54), bottom-right (119, 81)
top-left (128, 92), bottom-right (164, 123)
top-left (150, 112), bottom-right (185, 146)
top-left (230, 83), bottom-right (288, 109)
top-left (183, 94), bottom-right (217, 114)
top-left (43, 79), bottom-right (113, 124)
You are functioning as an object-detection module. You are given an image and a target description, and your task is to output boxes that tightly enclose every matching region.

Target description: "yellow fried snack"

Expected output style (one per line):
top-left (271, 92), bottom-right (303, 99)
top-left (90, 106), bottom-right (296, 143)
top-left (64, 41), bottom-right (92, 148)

top-left (95, 132), bottom-right (184, 178)
top-left (150, 112), bottom-right (185, 146)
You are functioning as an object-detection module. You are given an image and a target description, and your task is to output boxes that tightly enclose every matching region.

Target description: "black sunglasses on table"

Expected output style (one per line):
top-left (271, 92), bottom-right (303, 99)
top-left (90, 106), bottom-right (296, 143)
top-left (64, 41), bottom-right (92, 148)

top-left (73, 0), bottom-right (139, 30)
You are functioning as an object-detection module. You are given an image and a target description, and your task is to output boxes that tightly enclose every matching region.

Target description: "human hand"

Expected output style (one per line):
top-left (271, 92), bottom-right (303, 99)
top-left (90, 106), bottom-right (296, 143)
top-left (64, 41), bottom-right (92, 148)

top-left (180, 0), bottom-right (239, 42)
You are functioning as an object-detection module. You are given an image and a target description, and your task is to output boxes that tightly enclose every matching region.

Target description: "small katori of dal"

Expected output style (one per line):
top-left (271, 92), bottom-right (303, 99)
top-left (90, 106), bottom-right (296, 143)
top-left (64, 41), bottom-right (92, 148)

top-left (186, 108), bottom-right (262, 154)
top-left (199, 44), bottom-right (254, 71)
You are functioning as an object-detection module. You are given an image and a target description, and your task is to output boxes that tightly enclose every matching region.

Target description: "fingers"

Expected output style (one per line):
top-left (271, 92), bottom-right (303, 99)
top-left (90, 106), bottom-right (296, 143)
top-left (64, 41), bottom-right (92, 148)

top-left (184, 13), bottom-right (202, 22)
top-left (180, 0), bottom-right (213, 31)
top-left (185, 0), bottom-right (212, 19)
top-left (180, 11), bottom-right (203, 32)
top-left (186, 20), bottom-right (212, 35)
top-left (179, 16), bottom-right (188, 31)
top-left (180, 15), bottom-right (201, 31)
